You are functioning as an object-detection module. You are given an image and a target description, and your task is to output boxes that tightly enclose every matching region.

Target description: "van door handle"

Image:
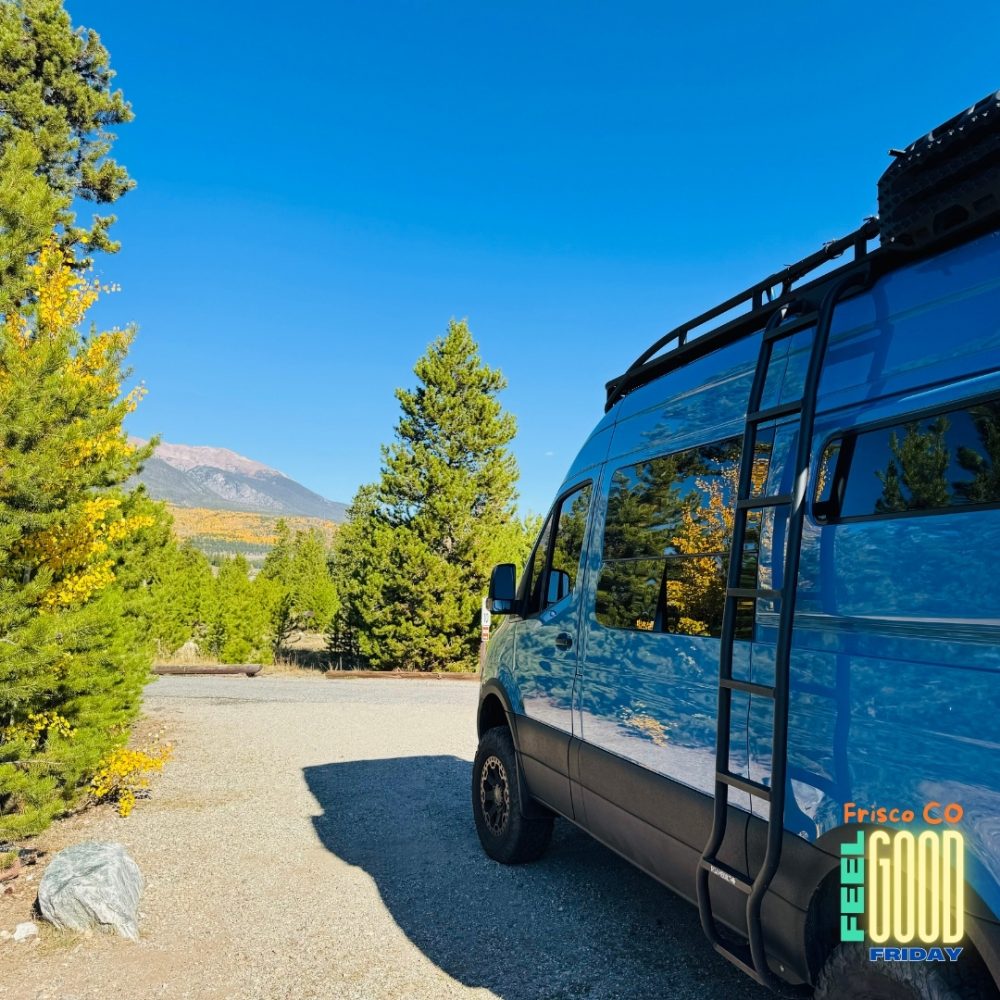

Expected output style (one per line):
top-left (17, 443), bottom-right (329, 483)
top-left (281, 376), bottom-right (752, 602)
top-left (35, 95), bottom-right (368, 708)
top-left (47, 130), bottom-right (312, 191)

top-left (555, 632), bottom-right (573, 650)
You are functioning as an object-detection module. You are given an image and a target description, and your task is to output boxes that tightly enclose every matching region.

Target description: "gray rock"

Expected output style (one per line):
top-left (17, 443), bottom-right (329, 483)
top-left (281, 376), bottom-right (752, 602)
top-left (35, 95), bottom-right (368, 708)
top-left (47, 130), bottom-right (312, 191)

top-left (174, 639), bottom-right (201, 663)
top-left (13, 921), bottom-right (37, 941)
top-left (37, 842), bottom-right (143, 941)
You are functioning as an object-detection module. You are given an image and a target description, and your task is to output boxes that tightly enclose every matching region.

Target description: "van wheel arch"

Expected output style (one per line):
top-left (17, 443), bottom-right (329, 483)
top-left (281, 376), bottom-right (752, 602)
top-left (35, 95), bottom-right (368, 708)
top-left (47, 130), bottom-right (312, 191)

top-left (477, 690), bottom-right (510, 739)
top-left (803, 861), bottom-right (999, 996)
top-left (802, 863), bottom-right (842, 982)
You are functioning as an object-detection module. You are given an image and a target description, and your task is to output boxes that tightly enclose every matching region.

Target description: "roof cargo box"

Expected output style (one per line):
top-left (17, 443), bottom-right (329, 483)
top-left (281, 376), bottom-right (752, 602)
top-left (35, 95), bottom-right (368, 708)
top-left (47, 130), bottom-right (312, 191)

top-left (879, 89), bottom-right (1000, 250)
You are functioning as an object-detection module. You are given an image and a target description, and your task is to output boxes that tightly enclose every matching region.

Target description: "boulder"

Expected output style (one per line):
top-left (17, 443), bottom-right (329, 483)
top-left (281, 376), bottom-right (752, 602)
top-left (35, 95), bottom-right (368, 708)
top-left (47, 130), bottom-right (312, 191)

top-left (174, 639), bottom-right (201, 663)
top-left (37, 842), bottom-right (143, 941)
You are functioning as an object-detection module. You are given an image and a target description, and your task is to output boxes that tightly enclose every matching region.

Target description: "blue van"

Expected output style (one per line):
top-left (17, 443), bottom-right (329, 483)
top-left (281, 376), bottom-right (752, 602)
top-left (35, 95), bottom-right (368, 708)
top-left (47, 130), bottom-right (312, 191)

top-left (472, 93), bottom-right (1000, 999)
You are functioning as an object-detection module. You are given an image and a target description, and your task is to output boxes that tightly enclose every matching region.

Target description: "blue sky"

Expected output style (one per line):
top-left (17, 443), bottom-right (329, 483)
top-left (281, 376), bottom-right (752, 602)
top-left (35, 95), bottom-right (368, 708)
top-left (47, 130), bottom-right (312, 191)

top-left (74, 1), bottom-right (1000, 516)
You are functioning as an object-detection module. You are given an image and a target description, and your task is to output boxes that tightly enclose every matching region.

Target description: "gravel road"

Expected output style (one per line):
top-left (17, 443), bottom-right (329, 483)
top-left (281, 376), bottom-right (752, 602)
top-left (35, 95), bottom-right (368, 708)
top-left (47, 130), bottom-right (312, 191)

top-left (2, 676), bottom-right (770, 1000)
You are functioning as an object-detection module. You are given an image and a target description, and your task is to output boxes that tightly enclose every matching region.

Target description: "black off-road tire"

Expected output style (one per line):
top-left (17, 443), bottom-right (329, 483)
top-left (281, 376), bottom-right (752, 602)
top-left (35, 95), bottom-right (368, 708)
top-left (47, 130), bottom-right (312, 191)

top-left (814, 944), bottom-right (993, 1000)
top-left (472, 725), bottom-right (553, 864)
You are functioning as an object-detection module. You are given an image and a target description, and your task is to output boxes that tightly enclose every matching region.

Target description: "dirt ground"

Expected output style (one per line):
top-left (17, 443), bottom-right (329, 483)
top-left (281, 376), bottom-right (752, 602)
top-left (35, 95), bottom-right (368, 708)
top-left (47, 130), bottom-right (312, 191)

top-left (0, 676), bottom-right (767, 1000)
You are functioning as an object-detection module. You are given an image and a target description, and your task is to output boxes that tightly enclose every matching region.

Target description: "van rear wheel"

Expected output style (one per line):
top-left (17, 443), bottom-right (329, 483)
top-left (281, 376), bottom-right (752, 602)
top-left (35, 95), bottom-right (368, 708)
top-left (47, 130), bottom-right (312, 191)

top-left (814, 945), bottom-right (977, 1000)
top-left (472, 726), bottom-right (553, 864)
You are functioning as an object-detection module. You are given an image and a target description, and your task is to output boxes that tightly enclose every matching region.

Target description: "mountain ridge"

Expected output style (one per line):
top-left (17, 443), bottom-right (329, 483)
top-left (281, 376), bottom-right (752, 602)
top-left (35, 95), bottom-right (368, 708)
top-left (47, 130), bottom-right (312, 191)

top-left (130, 438), bottom-right (347, 522)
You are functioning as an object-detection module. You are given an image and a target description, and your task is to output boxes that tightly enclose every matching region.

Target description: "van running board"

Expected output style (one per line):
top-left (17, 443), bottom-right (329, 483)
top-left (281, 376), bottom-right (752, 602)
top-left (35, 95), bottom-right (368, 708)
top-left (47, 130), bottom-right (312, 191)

top-left (695, 269), bottom-right (869, 995)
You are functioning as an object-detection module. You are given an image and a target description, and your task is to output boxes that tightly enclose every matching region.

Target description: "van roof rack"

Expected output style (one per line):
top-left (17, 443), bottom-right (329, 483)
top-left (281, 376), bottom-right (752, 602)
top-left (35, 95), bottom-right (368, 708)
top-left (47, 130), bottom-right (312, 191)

top-left (604, 217), bottom-right (881, 412)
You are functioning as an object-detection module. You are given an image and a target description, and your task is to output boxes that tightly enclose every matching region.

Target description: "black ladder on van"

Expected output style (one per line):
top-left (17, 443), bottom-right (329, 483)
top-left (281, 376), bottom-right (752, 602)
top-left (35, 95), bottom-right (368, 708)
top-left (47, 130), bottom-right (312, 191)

top-left (695, 271), bottom-right (867, 994)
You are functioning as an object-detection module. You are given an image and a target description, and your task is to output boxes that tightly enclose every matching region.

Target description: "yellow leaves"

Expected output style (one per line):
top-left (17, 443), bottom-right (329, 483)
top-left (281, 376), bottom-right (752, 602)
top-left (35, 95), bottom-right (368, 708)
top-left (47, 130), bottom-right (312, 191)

top-left (31, 711), bottom-right (76, 740)
top-left (627, 712), bottom-right (670, 746)
top-left (45, 559), bottom-right (116, 607)
top-left (667, 462), bottom-right (743, 636)
top-left (167, 506), bottom-right (338, 547)
top-left (671, 476), bottom-right (730, 556)
top-left (107, 513), bottom-right (156, 543)
top-left (2, 234), bottom-right (139, 451)
top-left (67, 328), bottom-right (132, 397)
top-left (663, 454), bottom-right (772, 636)
top-left (1, 235), bottom-right (142, 508)
top-left (674, 616), bottom-right (710, 637)
top-left (89, 744), bottom-right (172, 818)
top-left (750, 452), bottom-right (769, 498)
top-left (20, 497), bottom-right (157, 607)
top-left (1, 711), bottom-right (76, 750)
top-left (2, 311), bottom-right (31, 351)
top-left (31, 239), bottom-right (100, 337)
top-left (23, 496), bottom-right (119, 572)
top-left (123, 383), bottom-right (146, 414)
top-left (0, 234), bottom-right (149, 611)
top-left (70, 430), bottom-right (135, 468)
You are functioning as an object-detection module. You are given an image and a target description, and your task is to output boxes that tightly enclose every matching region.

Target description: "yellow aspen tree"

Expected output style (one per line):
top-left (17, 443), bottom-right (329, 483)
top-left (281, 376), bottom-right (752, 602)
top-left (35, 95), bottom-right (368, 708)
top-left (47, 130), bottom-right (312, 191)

top-left (668, 452), bottom-right (768, 636)
top-left (0, 240), bottom-right (159, 836)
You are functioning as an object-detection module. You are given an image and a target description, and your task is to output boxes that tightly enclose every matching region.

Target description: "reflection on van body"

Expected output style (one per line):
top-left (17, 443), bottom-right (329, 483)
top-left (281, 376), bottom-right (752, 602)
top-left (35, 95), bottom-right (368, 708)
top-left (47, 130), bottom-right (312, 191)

top-left (474, 131), bottom-right (1000, 995)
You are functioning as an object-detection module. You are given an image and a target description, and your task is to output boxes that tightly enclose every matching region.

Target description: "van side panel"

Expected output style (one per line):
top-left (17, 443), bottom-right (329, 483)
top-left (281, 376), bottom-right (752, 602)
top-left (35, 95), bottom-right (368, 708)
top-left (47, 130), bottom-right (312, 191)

top-left (566, 339), bottom-right (764, 912)
top-left (818, 229), bottom-right (1000, 414)
top-left (575, 338), bottom-right (760, 798)
top-left (747, 234), bottom-right (1000, 927)
top-left (573, 740), bottom-right (757, 942)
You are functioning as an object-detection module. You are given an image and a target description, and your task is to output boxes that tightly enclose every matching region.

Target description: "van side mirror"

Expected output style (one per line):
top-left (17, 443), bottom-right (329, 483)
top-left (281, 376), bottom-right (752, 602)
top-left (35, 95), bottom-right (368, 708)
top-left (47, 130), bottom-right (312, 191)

top-left (487, 563), bottom-right (519, 615)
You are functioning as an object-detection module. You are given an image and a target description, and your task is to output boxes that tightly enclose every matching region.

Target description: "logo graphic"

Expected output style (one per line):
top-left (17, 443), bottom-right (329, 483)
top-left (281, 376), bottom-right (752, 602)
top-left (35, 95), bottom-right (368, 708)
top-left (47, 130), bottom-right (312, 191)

top-left (839, 802), bottom-right (965, 963)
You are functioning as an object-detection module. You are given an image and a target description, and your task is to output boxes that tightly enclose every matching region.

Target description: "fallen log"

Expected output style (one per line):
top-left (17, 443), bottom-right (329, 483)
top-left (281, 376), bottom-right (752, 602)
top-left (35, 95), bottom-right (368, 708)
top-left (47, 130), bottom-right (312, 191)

top-left (152, 664), bottom-right (262, 677)
top-left (323, 669), bottom-right (479, 681)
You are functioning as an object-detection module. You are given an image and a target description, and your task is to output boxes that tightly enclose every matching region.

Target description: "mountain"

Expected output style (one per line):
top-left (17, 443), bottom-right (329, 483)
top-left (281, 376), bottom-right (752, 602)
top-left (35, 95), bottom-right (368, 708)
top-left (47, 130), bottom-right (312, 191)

top-left (130, 439), bottom-right (348, 522)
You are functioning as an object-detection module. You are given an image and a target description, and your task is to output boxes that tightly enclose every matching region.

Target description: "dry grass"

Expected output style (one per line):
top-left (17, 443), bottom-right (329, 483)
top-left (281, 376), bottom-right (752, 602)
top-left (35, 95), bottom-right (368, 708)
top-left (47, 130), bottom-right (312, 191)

top-left (153, 632), bottom-right (331, 677)
top-left (153, 649), bottom-right (224, 668)
top-left (259, 658), bottom-right (323, 678)
top-left (152, 633), bottom-right (479, 679)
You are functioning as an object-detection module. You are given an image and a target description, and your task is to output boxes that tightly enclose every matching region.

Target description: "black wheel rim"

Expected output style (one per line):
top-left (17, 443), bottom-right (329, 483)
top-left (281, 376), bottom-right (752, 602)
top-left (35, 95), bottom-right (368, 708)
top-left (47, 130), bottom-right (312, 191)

top-left (480, 754), bottom-right (510, 836)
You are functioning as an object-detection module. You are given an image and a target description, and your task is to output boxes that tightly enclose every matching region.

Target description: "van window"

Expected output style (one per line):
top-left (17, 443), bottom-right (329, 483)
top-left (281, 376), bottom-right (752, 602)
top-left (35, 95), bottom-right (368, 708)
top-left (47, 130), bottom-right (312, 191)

top-left (523, 483), bottom-right (592, 615)
top-left (596, 439), bottom-right (754, 637)
top-left (549, 485), bottom-right (592, 602)
top-left (524, 516), bottom-right (553, 614)
top-left (814, 396), bottom-right (1000, 522)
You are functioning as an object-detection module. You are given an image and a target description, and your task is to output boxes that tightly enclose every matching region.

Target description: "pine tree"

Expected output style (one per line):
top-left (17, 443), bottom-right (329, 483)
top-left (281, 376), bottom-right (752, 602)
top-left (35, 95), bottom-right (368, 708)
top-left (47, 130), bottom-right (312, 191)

top-left (0, 241), bottom-right (152, 837)
top-left (259, 520), bottom-right (338, 653)
top-left (144, 538), bottom-right (215, 656)
top-left (876, 418), bottom-right (951, 513)
top-left (334, 320), bottom-right (534, 671)
top-left (0, 0), bottom-right (133, 305)
top-left (332, 514), bottom-right (416, 672)
top-left (329, 484), bottom-right (396, 669)
top-left (957, 400), bottom-right (1000, 503)
top-left (207, 555), bottom-right (274, 664)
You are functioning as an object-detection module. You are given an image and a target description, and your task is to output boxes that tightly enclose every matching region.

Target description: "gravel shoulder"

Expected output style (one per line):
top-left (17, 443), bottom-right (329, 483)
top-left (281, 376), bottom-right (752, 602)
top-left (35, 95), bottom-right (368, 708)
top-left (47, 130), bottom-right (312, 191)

top-left (1, 676), bottom-right (768, 1000)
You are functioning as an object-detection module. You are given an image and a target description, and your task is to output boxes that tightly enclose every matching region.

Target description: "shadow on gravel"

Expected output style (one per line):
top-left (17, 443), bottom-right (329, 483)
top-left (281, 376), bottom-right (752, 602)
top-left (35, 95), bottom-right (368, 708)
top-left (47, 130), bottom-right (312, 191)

top-left (305, 756), bottom-right (768, 1000)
